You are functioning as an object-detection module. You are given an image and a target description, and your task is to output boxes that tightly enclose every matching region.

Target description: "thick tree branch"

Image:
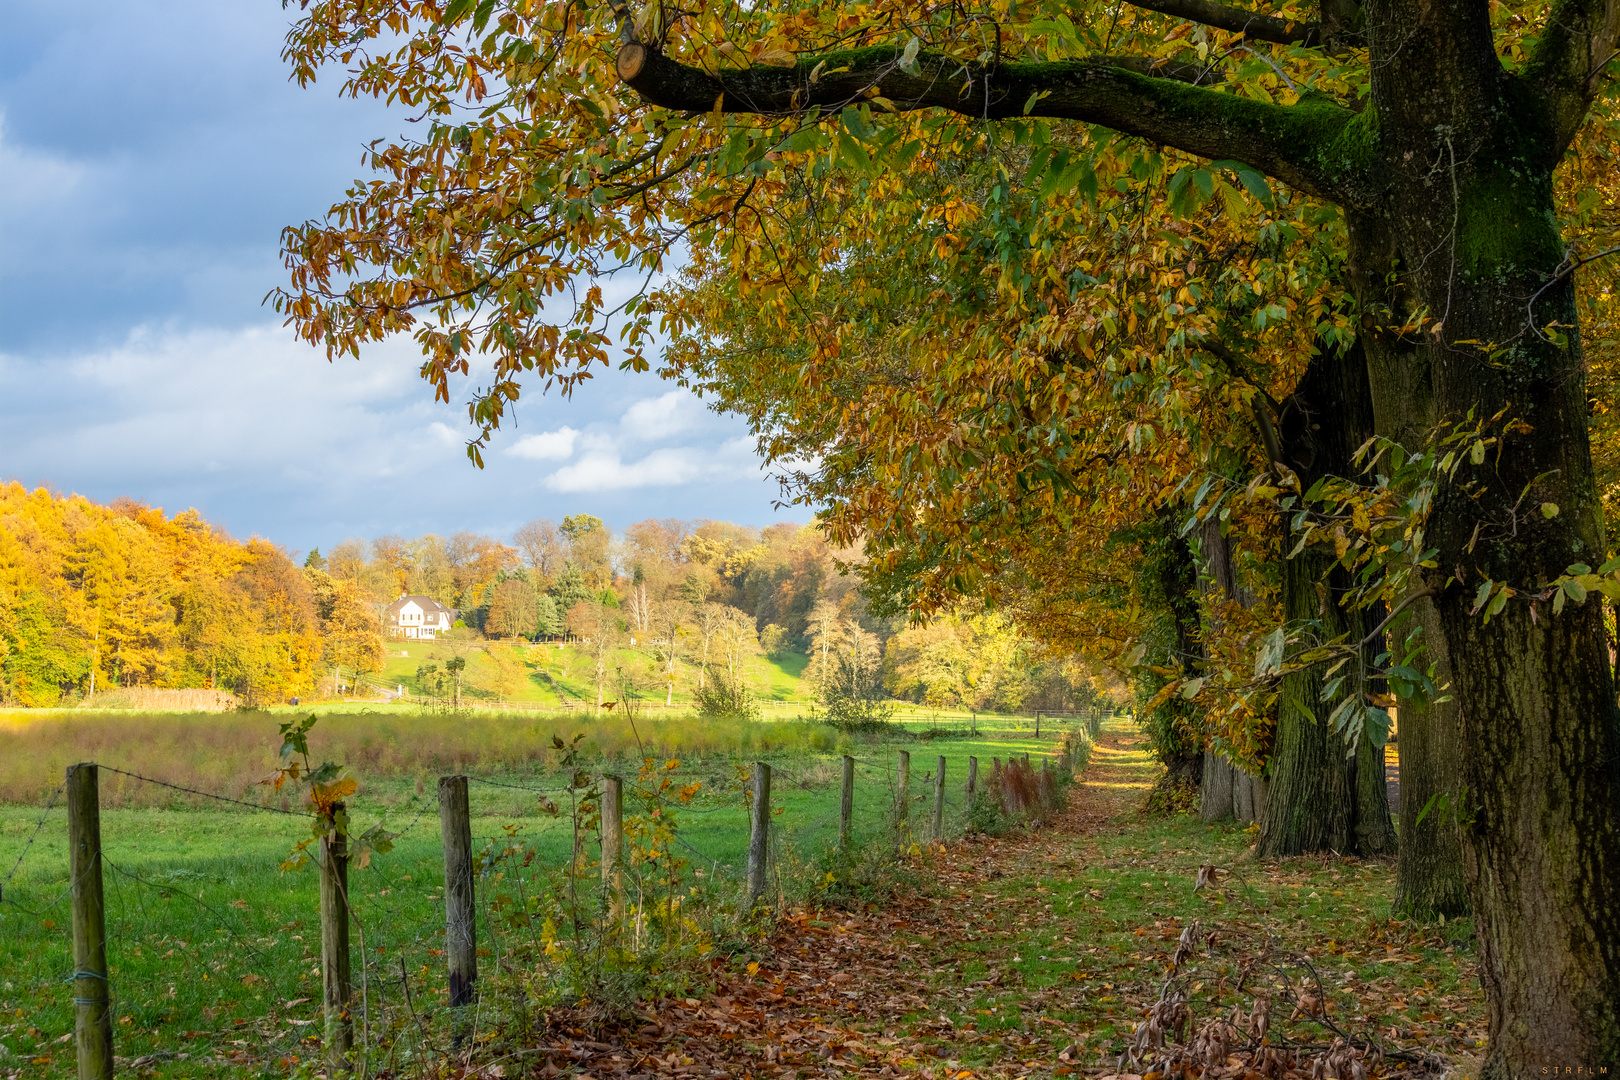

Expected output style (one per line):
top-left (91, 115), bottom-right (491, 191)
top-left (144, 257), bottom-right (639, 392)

top-left (1121, 0), bottom-right (1322, 46)
top-left (1525, 0), bottom-right (1620, 151)
top-left (617, 44), bottom-right (1369, 205)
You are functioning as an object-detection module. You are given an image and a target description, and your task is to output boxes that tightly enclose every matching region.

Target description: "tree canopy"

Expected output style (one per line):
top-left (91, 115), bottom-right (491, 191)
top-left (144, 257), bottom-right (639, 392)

top-left (277, 0), bottom-right (1620, 1069)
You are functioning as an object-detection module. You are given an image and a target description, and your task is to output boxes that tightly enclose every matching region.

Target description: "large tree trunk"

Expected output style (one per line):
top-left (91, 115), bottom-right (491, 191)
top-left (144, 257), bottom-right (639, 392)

top-left (1149, 510), bottom-right (1206, 785)
top-left (1392, 598), bottom-right (1470, 919)
top-left (1345, 41), bottom-right (1620, 1060)
top-left (1256, 343), bottom-right (1396, 857)
top-left (1200, 753), bottom-right (1234, 822)
top-left (1196, 519), bottom-right (1266, 825)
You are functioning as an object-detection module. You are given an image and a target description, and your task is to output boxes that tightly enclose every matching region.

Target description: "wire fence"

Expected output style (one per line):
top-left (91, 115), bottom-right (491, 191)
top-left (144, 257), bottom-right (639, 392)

top-left (0, 714), bottom-right (1107, 1075)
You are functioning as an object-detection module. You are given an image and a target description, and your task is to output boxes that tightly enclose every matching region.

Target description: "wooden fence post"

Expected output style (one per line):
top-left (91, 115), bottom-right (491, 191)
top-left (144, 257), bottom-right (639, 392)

top-left (438, 776), bottom-right (476, 1008)
top-left (895, 751), bottom-right (911, 850)
top-left (839, 756), bottom-right (854, 848)
top-left (745, 763), bottom-right (771, 909)
top-left (1035, 712), bottom-right (1041, 738)
top-left (67, 763), bottom-right (113, 1080)
top-left (931, 756), bottom-right (946, 841)
top-left (967, 756), bottom-right (979, 800)
top-left (320, 801), bottom-right (353, 1066)
top-left (601, 774), bottom-right (624, 921)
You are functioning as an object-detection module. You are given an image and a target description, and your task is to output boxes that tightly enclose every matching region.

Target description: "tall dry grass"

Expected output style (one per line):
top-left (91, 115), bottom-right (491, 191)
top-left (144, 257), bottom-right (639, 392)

top-left (81, 688), bottom-right (240, 712)
top-left (0, 710), bottom-right (842, 807)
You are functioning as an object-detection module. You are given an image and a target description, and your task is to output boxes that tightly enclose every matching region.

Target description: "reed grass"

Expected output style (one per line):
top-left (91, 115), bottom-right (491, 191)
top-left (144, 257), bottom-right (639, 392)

top-left (78, 687), bottom-right (241, 711)
top-left (0, 709), bottom-right (844, 808)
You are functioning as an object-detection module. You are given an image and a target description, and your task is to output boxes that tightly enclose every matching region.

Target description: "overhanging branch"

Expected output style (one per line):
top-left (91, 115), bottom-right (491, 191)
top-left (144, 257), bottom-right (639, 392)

top-left (1525, 0), bottom-right (1620, 151)
top-left (616, 44), bottom-right (1363, 204)
top-left (1121, 0), bottom-right (1322, 46)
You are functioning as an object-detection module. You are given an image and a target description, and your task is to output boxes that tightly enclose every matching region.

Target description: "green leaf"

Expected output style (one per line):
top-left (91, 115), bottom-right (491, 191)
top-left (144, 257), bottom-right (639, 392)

top-left (899, 35), bottom-right (921, 73)
top-left (1563, 577), bottom-right (1587, 603)
top-left (1413, 792), bottom-right (1441, 827)
top-left (1540, 502), bottom-right (1559, 519)
top-left (1233, 164), bottom-right (1274, 208)
top-left (1485, 586), bottom-right (1509, 618)
top-left (1470, 440), bottom-right (1486, 465)
top-left (1363, 706), bottom-right (1392, 748)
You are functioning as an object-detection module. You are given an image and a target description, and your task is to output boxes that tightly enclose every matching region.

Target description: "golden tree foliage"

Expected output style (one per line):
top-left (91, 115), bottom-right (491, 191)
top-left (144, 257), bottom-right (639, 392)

top-left (0, 484), bottom-right (355, 706)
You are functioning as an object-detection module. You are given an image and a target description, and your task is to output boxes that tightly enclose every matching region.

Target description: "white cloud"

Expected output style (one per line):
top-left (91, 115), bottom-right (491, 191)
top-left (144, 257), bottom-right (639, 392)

top-left (543, 438), bottom-right (762, 494)
top-left (0, 115), bottom-right (87, 215)
top-left (0, 321), bottom-right (791, 548)
top-left (506, 426), bottom-right (579, 461)
top-left (545, 448), bottom-right (705, 492)
top-left (619, 390), bottom-right (705, 441)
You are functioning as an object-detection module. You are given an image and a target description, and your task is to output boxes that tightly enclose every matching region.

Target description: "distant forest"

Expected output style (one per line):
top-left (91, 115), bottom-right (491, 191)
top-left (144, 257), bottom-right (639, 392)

top-left (0, 484), bottom-right (1100, 713)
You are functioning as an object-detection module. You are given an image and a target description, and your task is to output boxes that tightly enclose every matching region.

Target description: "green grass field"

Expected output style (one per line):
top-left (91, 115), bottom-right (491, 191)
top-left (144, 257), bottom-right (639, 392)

top-left (0, 715), bottom-right (1080, 1077)
top-left (370, 640), bottom-right (819, 710)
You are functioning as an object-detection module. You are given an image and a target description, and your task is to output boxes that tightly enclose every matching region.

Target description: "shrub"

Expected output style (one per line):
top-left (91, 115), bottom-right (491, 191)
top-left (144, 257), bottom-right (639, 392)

top-left (967, 756), bottom-right (1072, 836)
top-left (1055, 728), bottom-right (1094, 773)
top-left (693, 672), bottom-right (759, 720)
top-left (817, 693), bottom-right (894, 732)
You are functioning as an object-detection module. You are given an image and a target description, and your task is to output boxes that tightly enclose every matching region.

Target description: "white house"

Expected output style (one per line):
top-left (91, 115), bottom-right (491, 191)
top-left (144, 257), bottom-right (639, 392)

top-left (384, 595), bottom-right (456, 640)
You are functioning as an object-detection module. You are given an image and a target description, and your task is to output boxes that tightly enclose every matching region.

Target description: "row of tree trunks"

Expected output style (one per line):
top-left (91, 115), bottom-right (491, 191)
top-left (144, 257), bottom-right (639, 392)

top-left (1199, 754), bottom-right (1267, 825)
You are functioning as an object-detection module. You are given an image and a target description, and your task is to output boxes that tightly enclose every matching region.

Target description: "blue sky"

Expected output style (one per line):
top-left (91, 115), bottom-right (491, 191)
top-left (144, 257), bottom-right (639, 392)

top-left (0, 0), bottom-right (797, 554)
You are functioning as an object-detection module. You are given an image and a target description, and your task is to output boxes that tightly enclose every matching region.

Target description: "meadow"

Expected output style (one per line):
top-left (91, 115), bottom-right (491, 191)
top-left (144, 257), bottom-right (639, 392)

top-left (0, 709), bottom-right (1075, 1077)
top-left (366, 639), bottom-right (815, 711)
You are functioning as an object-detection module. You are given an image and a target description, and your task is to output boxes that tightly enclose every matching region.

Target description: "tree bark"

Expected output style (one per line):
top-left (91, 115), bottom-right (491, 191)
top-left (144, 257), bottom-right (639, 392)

top-left (1391, 598), bottom-right (1471, 919)
top-left (1200, 753), bottom-right (1233, 822)
top-left (1343, 22), bottom-right (1620, 1057)
top-left (1257, 343), bottom-right (1395, 858)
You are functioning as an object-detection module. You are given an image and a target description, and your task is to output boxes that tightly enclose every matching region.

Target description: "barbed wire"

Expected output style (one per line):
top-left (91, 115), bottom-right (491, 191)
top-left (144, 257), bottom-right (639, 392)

top-left (468, 776), bottom-right (572, 796)
top-left (96, 766), bottom-right (312, 817)
top-left (2, 783), bottom-right (63, 899)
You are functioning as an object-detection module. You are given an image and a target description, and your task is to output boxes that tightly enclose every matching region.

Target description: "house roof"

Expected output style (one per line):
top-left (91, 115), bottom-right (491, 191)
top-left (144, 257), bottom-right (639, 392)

top-left (385, 594), bottom-right (454, 618)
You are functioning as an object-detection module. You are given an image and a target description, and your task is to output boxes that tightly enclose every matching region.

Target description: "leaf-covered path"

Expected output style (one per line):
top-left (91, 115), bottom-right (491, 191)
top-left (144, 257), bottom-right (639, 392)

top-left (511, 722), bottom-right (1482, 1079)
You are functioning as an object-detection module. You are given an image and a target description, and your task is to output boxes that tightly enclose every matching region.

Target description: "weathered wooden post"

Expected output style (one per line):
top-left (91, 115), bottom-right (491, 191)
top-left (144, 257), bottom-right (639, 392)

top-left (895, 751), bottom-right (911, 850)
top-left (745, 763), bottom-right (771, 909)
top-left (438, 776), bottom-right (476, 1008)
top-left (1035, 712), bottom-right (1041, 739)
top-left (320, 801), bottom-right (353, 1066)
top-left (600, 774), bottom-right (624, 921)
top-left (967, 756), bottom-right (979, 800)
top-left (67, 764), bottom-right (113, 1080)
top-left (931, 756), bottom-right (946, 842)
top-left (839, 755), bottom-right (854, 848)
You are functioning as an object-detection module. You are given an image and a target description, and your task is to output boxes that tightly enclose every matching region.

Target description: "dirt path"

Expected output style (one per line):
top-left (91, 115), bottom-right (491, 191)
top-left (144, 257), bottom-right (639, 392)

top-left (508, 726), bottom-right (1479, 1080)
top-left (514, 729), bottom-right (1163, 1079)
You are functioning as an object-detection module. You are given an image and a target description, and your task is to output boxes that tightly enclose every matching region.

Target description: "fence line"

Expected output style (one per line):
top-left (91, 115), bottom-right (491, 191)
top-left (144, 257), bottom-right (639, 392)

top-left (1, 782), bottom-right (62, 899)
top-left (95, 766), bottom-right (312, 817)
top-left (3, 718), bottom-right (1108, 1077)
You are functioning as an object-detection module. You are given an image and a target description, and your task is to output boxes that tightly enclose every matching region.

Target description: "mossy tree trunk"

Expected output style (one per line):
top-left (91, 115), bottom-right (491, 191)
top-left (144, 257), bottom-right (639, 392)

top-left (1257, 343), bottom-right (1395, 858)
top-left (1343, 24), bottom-right (1620, 1062)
